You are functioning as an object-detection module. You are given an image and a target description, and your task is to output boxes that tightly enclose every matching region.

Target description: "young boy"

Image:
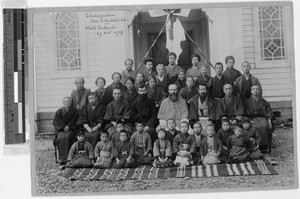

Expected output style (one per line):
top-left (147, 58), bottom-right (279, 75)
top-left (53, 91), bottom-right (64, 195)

top-left (70, 77), bottom-right (91, 111)
top-left (66, 130), bottom-right (95, 168)
top-left (130, 122), bottom-right (152, 166)
top-left (121, 58), bottom-right (135, 85)
top-left (110, 121), bottom-right (125, 145)
top-left (174, 69), bottom-right (186, 92)
top-left (112, 130), bottom-right (136, 168)
top-left (241, 116), bottom-right (263, 160)
top-left (173, 121), bottom-right (195, 166)
top-left (153, 128), bottom-right (173, 168)
top-left (216, 119), bottom-right (234, 162)
top-left (94, 131), bottom-right (113, 168)
top-left (195, 65), bottom-right (211, 86)
top-left (207, 62), bottom-right (229, 99)
top-left (165, 118), bottom-right (180, 147)
top-left (192, 122), bottom-right (204, 165)
top-left (200, 124), bottom-right (222, 165)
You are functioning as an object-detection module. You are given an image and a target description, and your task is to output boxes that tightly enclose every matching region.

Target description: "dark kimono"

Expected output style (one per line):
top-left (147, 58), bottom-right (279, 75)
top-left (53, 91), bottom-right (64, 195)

top-left (219, 95), bottom-right (244, 120)
top-left (165, 129), bottom-right (180, 147)
top-left (207, 75), bottom-right (229, 99)
top-left (112, 140), bottom-right (136, 168)
top-left (155, 75), bottom-right (170, 94)
top-left (153, 139), bottom-right (173, 168)
top-left (130, 131), bottom-right (152, 165)
top-left (174, 79), bottom-right (186, 92)
top-left (173, 133), bottom-right (196, 154)
top-left (234, 74), bottom-right (262, 101)
top-left (106, 82), bottom-right (127, 103)
top-left (244, 96), bottom-right (273, 150)
top-left (70, 87), bottom-right (91, 111)
top-left (200, 135), bottom-right (222, 165)
top-left (165, 64), bottom-right (183, 83)
top-left (244, 126), bottom-right (263, 159)
top-left (223, 67), bottom-right (242, 86)
top-left (67, 141), bottom-right (95, 168)
top-left (95, 88), bottom-right (110, 106)
top-left (216, 128), bottom-right (234, 162)
top-left (77, 102), bottom-right (106, 148)
top-left (173, 133), bottom-right (195, 165)
top-left (195, 75), bottom-right (211, 86)
top-left (146, 85), bottom-right (165, 107)
top-left (53, 106), bottom-right (78, 161)
top-left (122, 88), bottom-right (138, 104)
top-left (180, 86), bottom-right (198, 103)
top-left (227, 134), bottom-right (251, 162)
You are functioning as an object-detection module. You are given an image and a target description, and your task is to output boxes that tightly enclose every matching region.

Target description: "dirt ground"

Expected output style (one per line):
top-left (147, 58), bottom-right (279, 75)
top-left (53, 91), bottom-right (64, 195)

top-left (34, 126), bottom-right (297, 195)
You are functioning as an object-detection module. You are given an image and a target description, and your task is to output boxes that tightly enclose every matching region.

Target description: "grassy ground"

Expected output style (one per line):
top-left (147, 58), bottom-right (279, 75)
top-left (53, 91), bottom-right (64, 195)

top-left (34, 126), bottom-right (297, 195)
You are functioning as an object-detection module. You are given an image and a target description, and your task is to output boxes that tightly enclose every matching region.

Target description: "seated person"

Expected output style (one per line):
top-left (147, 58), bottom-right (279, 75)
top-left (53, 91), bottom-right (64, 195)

top-left (165, 52), bottom-right (183, 84)
top-left (130, 122), bottom-right (152, 166)
top-left (146, 75), bottom-right (164, 108)
top-left (174, 69), bottom-right (186, 92)
top-left (112, 130), bottom-right (136, 168)
top-left (195, 65), bottom-right (211, 86)
top-left (155, 64), bottom-right (170, 94)
top-left (94, 131), bottom-right (114, 168)
top-left (180, 76), bottom-right (198, 105)
top-left (120, 58), bottom-right (135, 85)
top-left (134, 72), bottom-right (145, 90)
top-left (94, 77), bottom-right (110, 106)
top-left (192, 122), bottom-right (204, 165)
top-left (110, 121), bottom-right (126, 145)
top-left (216, 119), bottom-right (234, 162)
top-left (165, 118), bottom-right (180, 147)
top-left (153, 128), bottom-right (173, 168)
top-left (106, 72), bottom-right (127, 103)
top-left (123, 77), bottom-right (138, 104)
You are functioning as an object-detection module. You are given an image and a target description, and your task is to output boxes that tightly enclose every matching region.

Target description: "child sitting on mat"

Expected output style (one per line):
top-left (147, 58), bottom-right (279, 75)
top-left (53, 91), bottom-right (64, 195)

top-left (241, 116), bottom-right (263, 160)
top-left (112, 130), bottom-right (136, 168)
top-left (227, 124), bottom-right (251, 163)
top-left (130, 122), bottom-right (152, 166)
top-left (216, 119), bottom-right (234, 162)
top-left (173, 121), bottom-right (195, 166)
top-left (200, 124), bottom-right (222, 165)
top-left (110, 121), bottom-right (125, 145)
top-left (153, 128), bottom-right (173, 168)
top-left (192, 122), bottom-right (204, 165)
top-left (66, 130), bottom-right (95, 168)
top-left (94, 131), bottom-right (113, 168)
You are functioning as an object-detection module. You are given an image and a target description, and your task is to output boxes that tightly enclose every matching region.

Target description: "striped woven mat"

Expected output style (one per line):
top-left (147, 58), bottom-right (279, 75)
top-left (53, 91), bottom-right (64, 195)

top-left (59, 159), bottom-right (277, 181)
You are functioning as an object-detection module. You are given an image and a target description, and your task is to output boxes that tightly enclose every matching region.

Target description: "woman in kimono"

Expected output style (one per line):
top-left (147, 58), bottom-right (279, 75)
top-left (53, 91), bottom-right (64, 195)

top-left (123, 77), bottom-right (138, 104)
top-left (94, 77), bottom-right (110, 107)
top-left (146, 75), bottom-right (165, 108)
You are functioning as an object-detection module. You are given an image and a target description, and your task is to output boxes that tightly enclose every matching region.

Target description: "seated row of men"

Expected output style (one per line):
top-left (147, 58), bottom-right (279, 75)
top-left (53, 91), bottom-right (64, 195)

top-left (65, 117), bottom-right (263, 169)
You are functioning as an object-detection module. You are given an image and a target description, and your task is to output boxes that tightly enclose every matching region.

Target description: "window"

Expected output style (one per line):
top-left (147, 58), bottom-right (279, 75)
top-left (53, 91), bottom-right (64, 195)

top-left (55, 12), bottom-right (81, 71)
top-left (258, 6), bottom-right (285, 61)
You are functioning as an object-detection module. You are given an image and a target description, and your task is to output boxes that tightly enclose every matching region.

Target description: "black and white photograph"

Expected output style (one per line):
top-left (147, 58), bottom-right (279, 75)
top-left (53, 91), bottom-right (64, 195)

top-left (0, 0), bottom-right (298, 198)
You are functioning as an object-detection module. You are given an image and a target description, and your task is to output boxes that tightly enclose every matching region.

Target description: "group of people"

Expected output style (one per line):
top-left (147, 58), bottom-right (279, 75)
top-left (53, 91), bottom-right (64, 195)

top-left (53, 52), bottom-right (274, 169)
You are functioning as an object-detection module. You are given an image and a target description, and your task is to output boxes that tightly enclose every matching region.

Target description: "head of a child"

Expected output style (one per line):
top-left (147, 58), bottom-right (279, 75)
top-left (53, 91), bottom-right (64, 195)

top-left (206, 124), bottom-right (215, 137)
top-left (251, 84), bottom-right (261, 97)
top-left (148, 76), bottom-right (156, 89)
top-left (180, 121), bottom-right (189, 134)
top-left (119, 130), bottom-right (128, 142)
top-left (75, 77), bottom-right (84, 90)
top-left (125, 77), bottom-right (135, 90)
top-left (62, 97), bottom-right (71, 109)
top-left (76, 130), bottom-right (85, 143)
top-left (124, 58), bottom-right (133, 71)
top-left (186, 76), bottom-right (194, 88)
top-left (167, 118), bottom-right (176, 130)
top-left (221, 119), bottom-right (230, 131)
top-left (168, 52), bottom-right (177, 65)
top-left (178, 69), bottom-right (186, 81)
top-left (156, 64), bottom-right (165, 76)
top-left (200, 65), bottom-right (208, 76)
top-left (234, 124), bottom-right (243, 138)
top-left (136, 122), bottom-right (144, 133)
top-left (191, 54), bottom-right (201, 67)
top-left (136, 72), bottom-right (144, 83)
top-left (116, 121), bottom-right (125, 133)
top-left (215, 62), bottom-right (224, 75)
top-left (223, 84), bottom-right (233, 97)
top-left (88, 93), bottom-right (98, 106)
top-left (144, 58), bottom-right (154, 71)
top-left (225, 56), bottom-right (235, 69)
top-left (193, 122), bottom-right (202, 135)
top-left (100, 131), bottom-right (109, 143)
top-left (241, 117), bottom-right (251, 130)
top-left (112, 72), bottom-right (122, 84)
top-left (157, 128), bottom-right (166, 139)
top-left (95, 77), bottom-right (106, 90)
top-left (242, 61), bottom-right (251, 74)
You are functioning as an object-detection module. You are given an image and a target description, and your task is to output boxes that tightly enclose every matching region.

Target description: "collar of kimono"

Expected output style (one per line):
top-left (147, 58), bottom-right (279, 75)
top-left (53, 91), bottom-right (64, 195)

top-left (91, 101), bottom-right (98, 109)
top-left (126, 68), bottom-right (133, 73)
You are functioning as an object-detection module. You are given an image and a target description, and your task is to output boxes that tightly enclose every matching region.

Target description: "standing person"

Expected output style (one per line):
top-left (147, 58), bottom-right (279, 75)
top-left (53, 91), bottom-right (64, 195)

top-left (106, 72), bottom-right (127, 103)
top-left (120, 58), bottom-right (135, 85)
top-left (146, 76), bottom-right (165, 108)
top-left (70, 77), bottom-right (91, 111)
top-left (174, 69), bottom-right (186, 92)
top-left (94, 131), bottom-right (114, 168)
top-left (140, 58), bottom-right (157, 82)
top-left (223, 55), bottom-right (242, 86)
top-left (165, 52), bottom-right (183, 84)
top-left (234, 61), bottom-right (262, 101)
top-left (53, 97), bottom-right (79, 165)
top-left (195, 65), bottom-right (211, 86)
top-left (244, 85), bottom-right (273, 153)
top-left (155, 64), bottom-right (170, 94)
top-left (130, 84), bottom-right (158, 144)
top-left (104, 88), bottom-right (132, 136)
top-left (123, 77), bottom-right (138, 104)
top-left (186, 54), bottom-right (202, 81)
top-left (207, 62), bottom-right (229, 99)
top-left (77, 92), bottom-right (106, 149)
top-left (94, 77), bottom-right (110, 106)
top-left (179, 76), bottom-right (198, 105)
top-left (130, 122), bottom-right (152, 166)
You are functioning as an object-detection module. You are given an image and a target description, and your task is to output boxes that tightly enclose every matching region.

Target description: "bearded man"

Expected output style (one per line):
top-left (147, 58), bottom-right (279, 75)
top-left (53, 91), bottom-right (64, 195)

top-left (157, 84), bottom-right (188, 129)
top-left (188, 84), bottom-right (221, 134)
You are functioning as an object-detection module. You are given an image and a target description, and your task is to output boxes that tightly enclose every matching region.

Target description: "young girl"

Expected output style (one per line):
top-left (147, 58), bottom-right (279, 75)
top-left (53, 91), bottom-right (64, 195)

top-left (123, 77), bottom-right (138, 104)
top-left (146, 76), bottom-right (164, 108)
top-left (241, 117), bottom-right (263, 160)
top-left (112, 130), bottom-right (136, 168)
top-left (155, 64), bottom-right (170, 94)
top-left (130, 122), bottom-right (152, 166)
top-left (66, 130), bottom-right (95, 168)
top-left (173, 121), bottom-right (195, 166)
top-left (174, 69), bottom-right (186, 92)
top-left (153, 128), bottom-right (173, 168)
top-left (135, 72), bottom-right (145, 90)
top-left (200, 124), bottom-right (222, 165)
top-left (94, 131), bottom-right (113, 168)
top-left (180, 76), bottom-right (198, 104)
top-left (227, 124), bottom-right (251, 163)
top-left (216, 119), bottom-right (234, 162)
top-left (193, 122), bottom-right (204, 165)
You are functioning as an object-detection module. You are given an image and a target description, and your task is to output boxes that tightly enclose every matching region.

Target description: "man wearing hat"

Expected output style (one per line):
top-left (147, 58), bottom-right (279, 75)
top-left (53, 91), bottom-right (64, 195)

top-left (165, 52), bottom-right (183, 84)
